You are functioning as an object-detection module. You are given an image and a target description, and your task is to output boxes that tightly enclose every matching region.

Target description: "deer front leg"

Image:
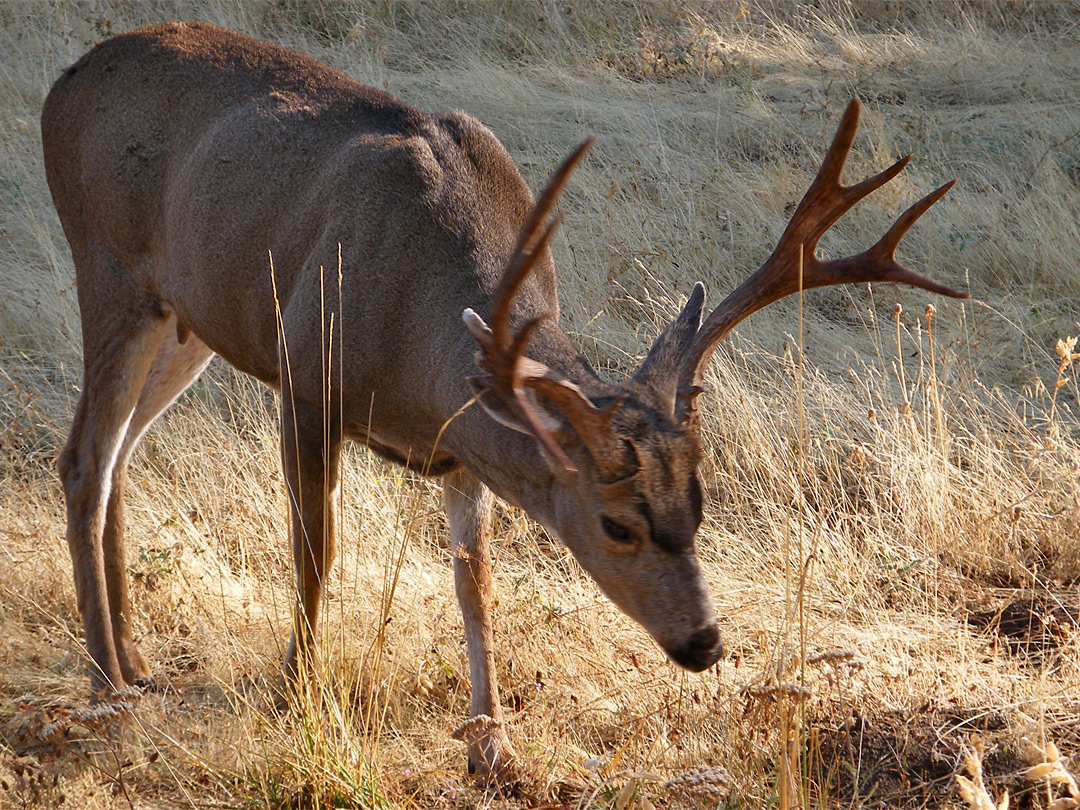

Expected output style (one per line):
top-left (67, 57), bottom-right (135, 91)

top-left (281, 396), bottom-right (341, 682)
top-left (443, 469), bottom-right (518, 786)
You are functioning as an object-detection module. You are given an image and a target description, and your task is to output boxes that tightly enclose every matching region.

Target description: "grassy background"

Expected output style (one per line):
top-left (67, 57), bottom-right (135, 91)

top-left (1, 1), bottom-right (1078, 808)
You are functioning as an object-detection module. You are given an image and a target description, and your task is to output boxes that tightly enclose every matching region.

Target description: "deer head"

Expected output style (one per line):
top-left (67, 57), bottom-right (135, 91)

top-left (463, 99), bottom-right (967, 670)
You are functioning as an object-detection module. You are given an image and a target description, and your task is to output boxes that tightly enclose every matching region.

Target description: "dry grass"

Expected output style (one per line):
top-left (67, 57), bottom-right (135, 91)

top-left (1, 1), bottom-right (1079, 808)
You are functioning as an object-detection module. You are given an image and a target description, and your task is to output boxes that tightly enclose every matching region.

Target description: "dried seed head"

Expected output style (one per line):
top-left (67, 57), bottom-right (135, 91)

top-left (808, 649), bottom-right (856, 666)
top-left (1028, 739), bottom-right (1080, 799)
top-left (956, 740), bottom-right (1010, 810)
top-left (35, 721), bottom-right (65, 742)
top-left (747, 682), bottom-right (813, 702)
top-left (72, 700), bottom-right (135, 726)
top-left (1056, 336), bottom-right (1079, 374)
top-left (663, 766), bottom-right (730, 805)
top-left (415, 672), bottom-right (433, 696)
top-left (71, 687), bottom-right (141, 729)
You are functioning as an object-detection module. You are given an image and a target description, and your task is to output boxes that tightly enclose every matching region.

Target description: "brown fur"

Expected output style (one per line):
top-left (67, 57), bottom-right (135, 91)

top-left (43, 23), bottom-right (720, 784)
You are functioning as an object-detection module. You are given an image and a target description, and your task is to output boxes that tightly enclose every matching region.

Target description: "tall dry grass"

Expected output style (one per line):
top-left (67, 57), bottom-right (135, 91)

top-left (1, 2), bottom-right (1078, 808)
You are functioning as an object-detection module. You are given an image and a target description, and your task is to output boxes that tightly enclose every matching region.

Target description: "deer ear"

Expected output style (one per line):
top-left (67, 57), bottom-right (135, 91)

top-left (632, 283), bottom-right (706, 409)
top-left (463, 306), bottom-right (628, 477)
top-left (467, 373), bottom-right (580, 476)
top-left (467, 374), bottom-right (562, 435)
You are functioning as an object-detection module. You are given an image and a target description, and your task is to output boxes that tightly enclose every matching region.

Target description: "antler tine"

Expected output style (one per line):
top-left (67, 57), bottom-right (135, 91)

top-left (468, 138), bottom-right (596, 474)
top-left (805, 155), bottom-right (911, 248)
top-left (815, 97), bottom-right (861, 183)
top-left (871, 180), bottom-right (956, 266)
top-left (781, 99), bottom-right (911, 263)
top-left (674, 98), bottom-right (967, 422)
top-left (489, 138), bottom-right (596, 350)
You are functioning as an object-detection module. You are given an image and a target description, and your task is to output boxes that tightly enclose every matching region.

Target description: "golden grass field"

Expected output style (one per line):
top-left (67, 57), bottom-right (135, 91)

top-left (1, 1), bottom-right (1079, 808)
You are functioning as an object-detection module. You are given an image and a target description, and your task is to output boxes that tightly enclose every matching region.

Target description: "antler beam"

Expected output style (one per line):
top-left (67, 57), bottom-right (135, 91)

top-left (675, 98), bottom-right (968, 422)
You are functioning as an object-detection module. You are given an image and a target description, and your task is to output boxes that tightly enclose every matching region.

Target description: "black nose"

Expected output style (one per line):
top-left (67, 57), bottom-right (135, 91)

top-left (668, 624), bottom-right (724, 672)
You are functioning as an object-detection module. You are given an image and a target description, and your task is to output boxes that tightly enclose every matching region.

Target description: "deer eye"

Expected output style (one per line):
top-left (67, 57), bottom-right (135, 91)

top-left (601, 516), bottom-right (634, 544)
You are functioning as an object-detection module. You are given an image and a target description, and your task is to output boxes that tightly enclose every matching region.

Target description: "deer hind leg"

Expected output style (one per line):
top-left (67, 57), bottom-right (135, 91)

top-left (59, 263), bottom-right (173, 695)
top-left (443, 469), bottom-right (519, 786)
top-left (105, 322), bottom-right (214, 687)
top-left (280, 395), bottom-right (342, 682)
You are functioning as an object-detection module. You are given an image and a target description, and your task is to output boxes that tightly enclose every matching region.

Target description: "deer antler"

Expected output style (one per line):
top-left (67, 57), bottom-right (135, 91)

top-left (675, 98), bottom-right (968, 423)
top-left (465, 138), bottom-right (627, 474)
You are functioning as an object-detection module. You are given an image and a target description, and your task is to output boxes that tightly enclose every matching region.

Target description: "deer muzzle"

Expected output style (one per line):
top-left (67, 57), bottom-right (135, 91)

top-left (665, 623), bottom-right (724, 672)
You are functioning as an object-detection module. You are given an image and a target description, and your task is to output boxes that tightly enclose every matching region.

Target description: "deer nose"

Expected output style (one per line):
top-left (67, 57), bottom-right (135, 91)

top-left (668, 624), bottom-right (723, 672)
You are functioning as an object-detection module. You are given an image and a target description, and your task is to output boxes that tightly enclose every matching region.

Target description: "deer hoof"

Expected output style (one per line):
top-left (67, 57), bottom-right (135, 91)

top-left (454, 719), bottom-right (521, 794)
top-left (117, 639), bottom-right (154, 688)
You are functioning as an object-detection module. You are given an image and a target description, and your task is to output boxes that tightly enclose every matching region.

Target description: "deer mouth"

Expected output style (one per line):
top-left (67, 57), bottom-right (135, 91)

top-left (666, 624), bottom-right (724, 672)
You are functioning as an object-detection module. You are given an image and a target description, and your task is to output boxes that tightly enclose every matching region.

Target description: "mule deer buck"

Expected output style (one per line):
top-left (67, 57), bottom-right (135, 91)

top-left (43, 22), bottom-right (966, 783)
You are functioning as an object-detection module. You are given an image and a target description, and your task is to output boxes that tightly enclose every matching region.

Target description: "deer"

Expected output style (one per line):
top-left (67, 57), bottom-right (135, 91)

top-left (42, 22), bottom-right (966, 785)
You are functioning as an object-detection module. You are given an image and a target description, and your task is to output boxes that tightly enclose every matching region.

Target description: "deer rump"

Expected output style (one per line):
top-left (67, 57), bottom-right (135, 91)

top-left (42, 21), bottom-right (964, 785)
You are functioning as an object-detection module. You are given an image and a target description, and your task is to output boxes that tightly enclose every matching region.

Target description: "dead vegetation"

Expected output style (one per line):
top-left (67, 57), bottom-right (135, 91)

top-left (1, 1), bottom-right (1078, 808)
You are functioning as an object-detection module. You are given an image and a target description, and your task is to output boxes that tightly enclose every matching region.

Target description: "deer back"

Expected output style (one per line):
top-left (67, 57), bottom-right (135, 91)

top-left (42, 22), bottom-right (572, 464)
